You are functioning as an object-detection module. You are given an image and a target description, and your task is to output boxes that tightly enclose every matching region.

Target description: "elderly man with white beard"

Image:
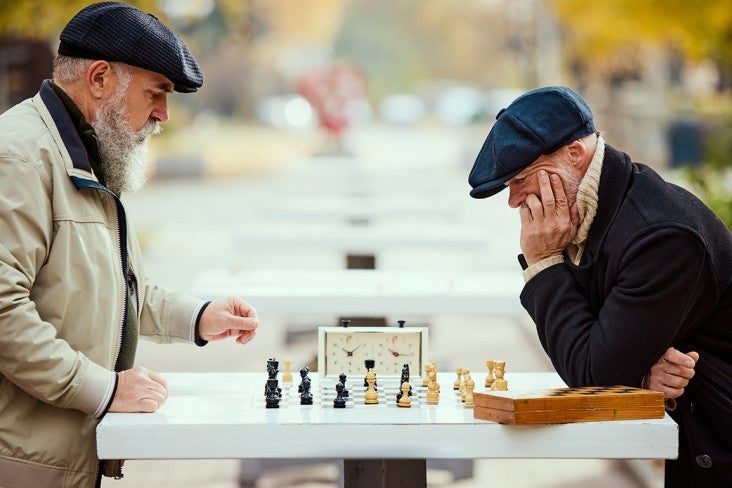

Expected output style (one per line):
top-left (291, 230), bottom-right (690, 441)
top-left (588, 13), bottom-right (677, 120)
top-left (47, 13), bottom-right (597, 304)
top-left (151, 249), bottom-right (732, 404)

top-left (0, 3), bottom-right (259, 487)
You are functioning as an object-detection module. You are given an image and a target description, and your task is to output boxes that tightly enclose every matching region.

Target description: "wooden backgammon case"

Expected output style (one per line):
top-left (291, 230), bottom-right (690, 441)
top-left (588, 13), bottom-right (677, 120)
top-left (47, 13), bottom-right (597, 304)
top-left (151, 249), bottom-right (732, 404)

top-left (473, 385), bottom-right (665, 425)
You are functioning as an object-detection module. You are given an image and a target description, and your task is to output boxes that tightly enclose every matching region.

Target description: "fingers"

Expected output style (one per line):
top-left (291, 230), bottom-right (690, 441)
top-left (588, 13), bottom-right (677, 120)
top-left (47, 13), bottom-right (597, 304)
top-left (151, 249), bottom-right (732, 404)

top-left (199, 296), bottom-right (261, 342)
top-left (647, 347), bottom-right (699, 399)
top-left (109, 366), bottom-right (169, 413)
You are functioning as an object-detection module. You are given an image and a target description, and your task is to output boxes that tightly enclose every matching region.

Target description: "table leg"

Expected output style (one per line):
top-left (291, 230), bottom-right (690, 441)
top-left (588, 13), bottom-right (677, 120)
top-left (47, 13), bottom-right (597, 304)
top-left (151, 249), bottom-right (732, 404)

top-left (343, 459), bottom-right (426, 487)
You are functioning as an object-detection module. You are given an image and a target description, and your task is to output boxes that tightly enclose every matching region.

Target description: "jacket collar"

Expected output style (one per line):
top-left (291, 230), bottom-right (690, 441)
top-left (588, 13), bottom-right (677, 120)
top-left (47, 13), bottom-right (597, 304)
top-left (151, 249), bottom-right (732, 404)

top-left (583, 144), bottom-right (635, 258)
top-left (39, 80), bottom-right (93, 175)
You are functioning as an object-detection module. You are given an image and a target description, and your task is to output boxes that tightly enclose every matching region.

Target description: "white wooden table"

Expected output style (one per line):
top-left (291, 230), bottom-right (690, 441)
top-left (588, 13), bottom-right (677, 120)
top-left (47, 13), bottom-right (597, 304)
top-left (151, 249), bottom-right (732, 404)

top-left (97, 372), bottom-right (678, 487)
top-left (189, 269), bottom-right (526, 316)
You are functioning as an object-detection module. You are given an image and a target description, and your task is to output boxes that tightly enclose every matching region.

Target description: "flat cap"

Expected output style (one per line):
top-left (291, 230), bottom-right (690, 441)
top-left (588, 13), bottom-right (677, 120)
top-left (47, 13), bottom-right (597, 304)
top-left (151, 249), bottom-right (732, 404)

top-left (58, 2), bottom-right (203, 93)
top-left (468, 86), bottom-right (595, 199)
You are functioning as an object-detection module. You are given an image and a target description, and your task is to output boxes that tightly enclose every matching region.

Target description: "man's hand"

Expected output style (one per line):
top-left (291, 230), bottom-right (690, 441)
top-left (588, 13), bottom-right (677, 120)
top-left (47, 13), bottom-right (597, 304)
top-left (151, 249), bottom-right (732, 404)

top-left (109, 366), bottom-right (168, 413)
top-left (519, 171), bottom-right (579, 266)
top-left (199, 296), bottom-right (259, 345)
top-left (647, 347), bottom-right (699, 399)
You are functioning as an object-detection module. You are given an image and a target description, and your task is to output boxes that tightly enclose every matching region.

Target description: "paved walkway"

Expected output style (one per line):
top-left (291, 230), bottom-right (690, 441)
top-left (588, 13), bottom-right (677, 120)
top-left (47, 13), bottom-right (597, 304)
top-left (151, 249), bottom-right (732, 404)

top-left (107, 123), bottom-right (665, 487)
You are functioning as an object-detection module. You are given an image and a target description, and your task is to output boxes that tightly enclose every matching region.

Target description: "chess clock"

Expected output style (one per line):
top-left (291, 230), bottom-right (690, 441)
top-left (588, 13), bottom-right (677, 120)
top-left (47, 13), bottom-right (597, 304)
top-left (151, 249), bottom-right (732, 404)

top-left (318, 324), bottom-right (428, 378)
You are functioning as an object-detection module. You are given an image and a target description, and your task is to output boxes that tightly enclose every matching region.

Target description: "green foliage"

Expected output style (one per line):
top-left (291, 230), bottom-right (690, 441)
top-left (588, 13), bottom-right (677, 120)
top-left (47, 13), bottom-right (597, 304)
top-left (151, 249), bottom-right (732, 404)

top-left (684, 166), bottom-right (732, 230)
top-left (683, 116), bottom-right (732, 229)
top-left (0, 1), bottom-right (160, 39)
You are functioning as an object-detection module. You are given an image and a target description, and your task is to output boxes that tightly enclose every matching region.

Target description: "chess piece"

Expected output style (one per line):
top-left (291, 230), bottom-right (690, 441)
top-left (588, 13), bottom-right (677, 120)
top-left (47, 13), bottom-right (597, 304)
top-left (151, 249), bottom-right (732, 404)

top-left (491, 361), bottom-right (508, 391)
top-left (453, 367), bottom-right (463, 390)
top-left (401, 364), bottom-right (412, 397)
top-left (334, 382), bottom-right (347, 408)
top-left (339, 373), bottom-right (349, 397)
top-left (364, 369), bottom-right (379, 404)
top-left (461, 369), bottom-right (471, 402)
top-left (425, 366), bottom-right (439, 404)
top-left (422, 363), bottom-right (430, 387)
top-left (364, 359), bottom-right (377, 390)
top-left (265, 358), bottom-right (282, 398)
top-left (298, 366), bottom-right (310, 393)
top-left (300, 375), bottom-right (313, 405)
top-left (485, 360), bottom-right (495, 388)
top-left (265, 378), bottom-right (280, 408)
top-left (282, 359), bottom-right (293, 382)
top-left (464, 374), bottom-right (475, 407)
top-left (398, 382), bottom-right (411, 407)
top-left (430, 362), bottom-right (440, 393)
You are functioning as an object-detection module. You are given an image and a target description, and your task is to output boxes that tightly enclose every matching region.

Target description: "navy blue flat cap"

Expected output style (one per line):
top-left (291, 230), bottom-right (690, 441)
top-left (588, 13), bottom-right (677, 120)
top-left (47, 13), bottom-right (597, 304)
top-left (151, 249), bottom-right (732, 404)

top-left (468, 86), bottom-right (595, 199)
top-left (58, 2), bottom-right (203, 93)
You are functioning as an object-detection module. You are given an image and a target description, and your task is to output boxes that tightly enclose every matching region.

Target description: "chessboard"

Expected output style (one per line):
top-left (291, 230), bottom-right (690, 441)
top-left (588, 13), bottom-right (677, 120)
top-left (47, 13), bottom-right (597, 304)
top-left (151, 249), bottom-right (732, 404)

top-left (473, 385), bottom-right (665, 425)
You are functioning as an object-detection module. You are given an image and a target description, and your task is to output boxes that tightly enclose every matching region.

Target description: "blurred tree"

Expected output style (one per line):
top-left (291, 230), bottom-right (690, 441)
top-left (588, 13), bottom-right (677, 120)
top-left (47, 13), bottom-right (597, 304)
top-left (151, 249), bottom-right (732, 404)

top-left (0, 0), bottom-right (159, 39)
top-left (555, 0), bottom-right (732, 89)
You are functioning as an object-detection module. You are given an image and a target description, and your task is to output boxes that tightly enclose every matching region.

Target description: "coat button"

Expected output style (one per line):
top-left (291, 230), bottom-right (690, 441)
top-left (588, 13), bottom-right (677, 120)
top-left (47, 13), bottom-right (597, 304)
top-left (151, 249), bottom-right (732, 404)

top-left (695, 454), bottom-right (712, 469)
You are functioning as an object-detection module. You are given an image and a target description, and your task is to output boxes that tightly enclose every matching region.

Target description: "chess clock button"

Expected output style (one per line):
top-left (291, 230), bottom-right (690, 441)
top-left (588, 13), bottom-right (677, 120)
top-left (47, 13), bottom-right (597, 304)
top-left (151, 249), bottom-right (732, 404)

top-left (695, 454), bottom-right (712, 469)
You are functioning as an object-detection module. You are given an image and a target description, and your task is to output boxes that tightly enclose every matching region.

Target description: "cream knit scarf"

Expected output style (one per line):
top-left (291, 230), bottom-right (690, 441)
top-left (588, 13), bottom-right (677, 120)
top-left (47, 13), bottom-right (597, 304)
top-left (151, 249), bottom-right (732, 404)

top-left (567, 135), bottom-right (605, 264)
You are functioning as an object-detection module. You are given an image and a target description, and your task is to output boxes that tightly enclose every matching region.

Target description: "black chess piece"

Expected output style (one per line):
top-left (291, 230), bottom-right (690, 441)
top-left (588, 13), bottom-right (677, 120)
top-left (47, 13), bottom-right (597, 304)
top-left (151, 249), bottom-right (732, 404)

top-left (298, 366), bottom-right (309, 393)
top-left (401, 363), bottom-right (412, 396)
top-left (333, 382), bottom-right (347, 408)
top-left (265, 359), bottom-right (282, 398)
top-left (339, 373), bottom-right (349, 397)
top-left (363, 359), bottom-right (377, 390)
top-left (265, 377), bottom-right (280, 408)
top-left (300, 376), bottom-right (313, 405)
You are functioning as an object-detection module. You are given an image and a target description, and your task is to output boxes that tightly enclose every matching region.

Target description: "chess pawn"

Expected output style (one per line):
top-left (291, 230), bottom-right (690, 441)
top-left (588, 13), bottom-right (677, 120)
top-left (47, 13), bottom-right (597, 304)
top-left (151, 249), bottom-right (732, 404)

top-left (364, 369), bottom-right (379, 404)
top-left (464, 375), bottom-right (475, 407)
top-left (282, 359), bottom-right (293, 382)
top-left (398, 382), bottom-right (411, 408)
top-left (485, 360), bottom-right (495, 388)
top-left (491, 361), bottom-right (508, 391)
top-left (453, 367), bottom-right (462, 390)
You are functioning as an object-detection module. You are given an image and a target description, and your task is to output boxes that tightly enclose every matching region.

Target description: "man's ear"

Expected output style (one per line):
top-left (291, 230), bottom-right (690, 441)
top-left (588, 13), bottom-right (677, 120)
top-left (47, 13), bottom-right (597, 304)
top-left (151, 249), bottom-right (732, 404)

top-left (86, 60), bottom-right (114, 100)
top-left (566, 139), bottom-right (587, 167)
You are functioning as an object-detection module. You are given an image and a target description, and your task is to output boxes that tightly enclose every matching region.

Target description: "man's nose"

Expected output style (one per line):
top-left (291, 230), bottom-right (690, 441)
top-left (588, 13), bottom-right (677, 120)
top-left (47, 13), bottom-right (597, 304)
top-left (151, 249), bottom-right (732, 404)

top-left (151, 103), bottom-right (169, 123)
top-left (507, 186), bottom-right (523, 208)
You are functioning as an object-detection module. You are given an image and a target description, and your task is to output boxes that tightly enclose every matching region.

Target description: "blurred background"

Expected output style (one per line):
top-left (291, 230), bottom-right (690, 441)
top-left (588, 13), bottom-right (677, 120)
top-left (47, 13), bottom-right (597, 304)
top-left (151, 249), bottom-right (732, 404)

top-left (2, 1), bottom-right (731, 487)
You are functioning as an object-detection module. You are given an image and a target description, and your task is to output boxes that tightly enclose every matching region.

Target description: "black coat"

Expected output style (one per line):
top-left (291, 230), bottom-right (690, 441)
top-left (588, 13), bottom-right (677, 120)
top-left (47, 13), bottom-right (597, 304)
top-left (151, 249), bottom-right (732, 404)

top-left (520, 145), bottom-right (732, 487)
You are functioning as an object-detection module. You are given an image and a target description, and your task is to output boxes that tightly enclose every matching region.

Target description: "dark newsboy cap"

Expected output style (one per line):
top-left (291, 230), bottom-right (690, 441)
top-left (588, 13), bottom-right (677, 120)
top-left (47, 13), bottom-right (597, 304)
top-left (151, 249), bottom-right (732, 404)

top-left (468, 86), bottom-right (595, 199)
top-left (58, 2), bottom-right (203, 93)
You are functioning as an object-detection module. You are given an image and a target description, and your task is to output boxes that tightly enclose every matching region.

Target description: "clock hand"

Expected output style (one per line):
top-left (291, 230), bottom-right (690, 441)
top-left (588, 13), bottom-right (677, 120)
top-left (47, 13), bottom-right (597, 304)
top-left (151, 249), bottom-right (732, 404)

top-left (342, 344), bottom-right (363, 357)
top-left (387, 348), bottom-right (413, 357)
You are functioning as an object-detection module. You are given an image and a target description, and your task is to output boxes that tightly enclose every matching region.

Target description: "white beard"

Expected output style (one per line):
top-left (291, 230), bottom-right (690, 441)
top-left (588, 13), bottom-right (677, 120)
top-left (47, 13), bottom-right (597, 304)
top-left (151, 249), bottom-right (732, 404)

top-left (91, 90), bottom-right (161, 195)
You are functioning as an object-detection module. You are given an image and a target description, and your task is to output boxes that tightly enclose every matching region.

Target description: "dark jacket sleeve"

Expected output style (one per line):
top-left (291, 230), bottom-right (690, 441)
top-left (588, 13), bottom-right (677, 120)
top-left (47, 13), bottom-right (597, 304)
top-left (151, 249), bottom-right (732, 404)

top-left (520, 225), bottom-right (716, 387)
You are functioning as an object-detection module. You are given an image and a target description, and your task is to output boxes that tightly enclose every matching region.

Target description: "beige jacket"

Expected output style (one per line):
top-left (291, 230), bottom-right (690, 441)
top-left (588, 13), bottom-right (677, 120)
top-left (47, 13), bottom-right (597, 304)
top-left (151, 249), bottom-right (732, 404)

top-left (0, 81), bottom-right (203, 487)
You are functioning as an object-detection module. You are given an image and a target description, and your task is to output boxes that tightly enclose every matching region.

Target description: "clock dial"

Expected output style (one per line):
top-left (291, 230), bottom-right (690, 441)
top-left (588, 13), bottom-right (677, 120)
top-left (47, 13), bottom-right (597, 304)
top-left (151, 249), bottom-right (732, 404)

top-left (375, 333), bottom-right (421, 375)
top-left (319, 327), bottom-right (428, 378)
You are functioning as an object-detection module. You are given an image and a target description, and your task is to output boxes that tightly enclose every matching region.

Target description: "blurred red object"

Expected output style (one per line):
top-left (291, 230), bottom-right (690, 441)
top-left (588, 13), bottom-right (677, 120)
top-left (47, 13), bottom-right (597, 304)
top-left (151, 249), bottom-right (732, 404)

top-left (297, 62), bottom-right (366, 143)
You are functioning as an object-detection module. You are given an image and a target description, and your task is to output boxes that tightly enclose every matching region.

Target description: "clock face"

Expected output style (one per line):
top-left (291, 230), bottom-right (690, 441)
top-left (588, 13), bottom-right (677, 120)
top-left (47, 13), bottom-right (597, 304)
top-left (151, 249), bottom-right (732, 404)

top-left (318, 327), bottom-right (428, 378)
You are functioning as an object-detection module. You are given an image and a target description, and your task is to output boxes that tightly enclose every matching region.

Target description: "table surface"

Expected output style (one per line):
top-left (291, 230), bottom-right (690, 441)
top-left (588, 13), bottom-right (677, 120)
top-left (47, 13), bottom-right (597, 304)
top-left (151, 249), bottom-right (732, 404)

top-left (97, 372), bottom-right (678, 461)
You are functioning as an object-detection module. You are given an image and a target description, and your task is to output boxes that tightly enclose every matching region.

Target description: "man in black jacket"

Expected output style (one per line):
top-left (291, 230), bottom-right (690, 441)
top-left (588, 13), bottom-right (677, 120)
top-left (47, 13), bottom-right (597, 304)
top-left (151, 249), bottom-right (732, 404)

top-left (468, 86), bottom-right (731, 487)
